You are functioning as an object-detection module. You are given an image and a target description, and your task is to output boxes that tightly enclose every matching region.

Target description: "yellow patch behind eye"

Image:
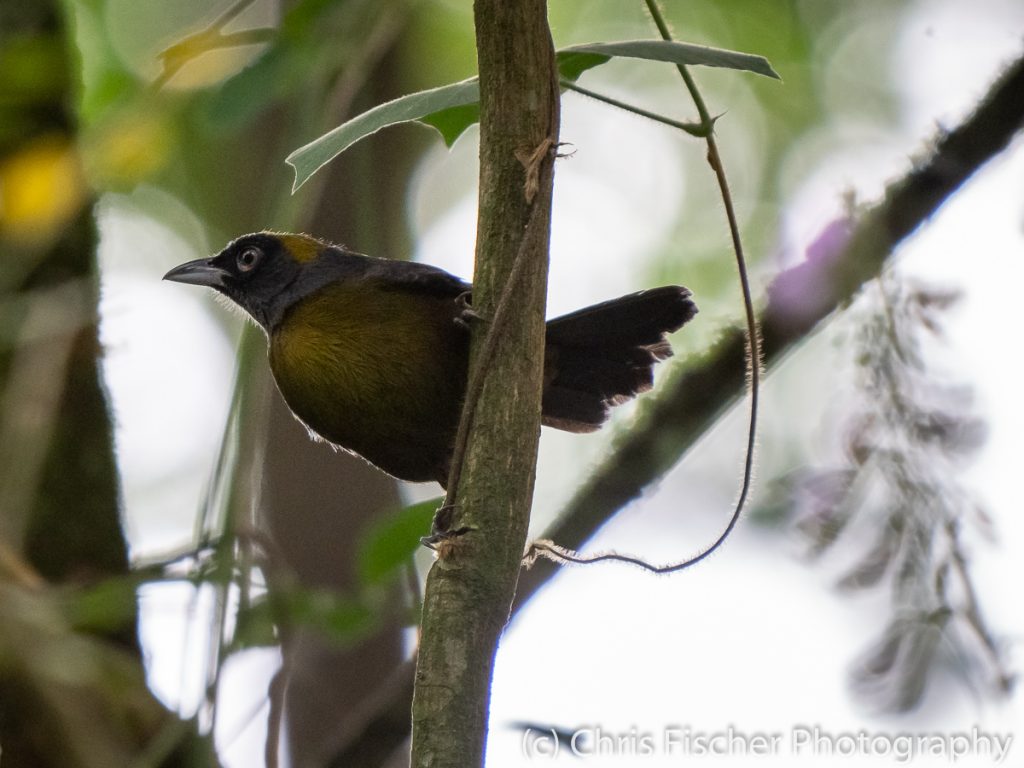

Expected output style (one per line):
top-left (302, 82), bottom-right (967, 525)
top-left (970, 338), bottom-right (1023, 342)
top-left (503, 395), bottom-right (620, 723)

top-left (275, 233), bottom-right (323, 264)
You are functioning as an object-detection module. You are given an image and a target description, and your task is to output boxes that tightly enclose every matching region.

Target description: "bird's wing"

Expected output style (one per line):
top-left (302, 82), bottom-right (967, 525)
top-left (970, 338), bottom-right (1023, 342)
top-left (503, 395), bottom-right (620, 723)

top-left (365, 258), bottom-right (472, 300)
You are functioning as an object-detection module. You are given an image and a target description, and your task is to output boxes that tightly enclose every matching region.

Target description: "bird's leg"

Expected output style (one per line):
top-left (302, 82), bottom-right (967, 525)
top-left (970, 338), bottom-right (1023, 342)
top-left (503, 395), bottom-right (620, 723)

top-left (427, 291), bottom-right (484, 553)
top-left (453, 291), bottom-right (484, 331)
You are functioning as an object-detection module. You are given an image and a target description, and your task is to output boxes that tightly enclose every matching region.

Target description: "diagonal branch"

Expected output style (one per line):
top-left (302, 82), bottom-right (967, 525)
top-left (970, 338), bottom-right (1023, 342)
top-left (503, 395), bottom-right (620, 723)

top-left (514, 48), bottom-right (1024, 608)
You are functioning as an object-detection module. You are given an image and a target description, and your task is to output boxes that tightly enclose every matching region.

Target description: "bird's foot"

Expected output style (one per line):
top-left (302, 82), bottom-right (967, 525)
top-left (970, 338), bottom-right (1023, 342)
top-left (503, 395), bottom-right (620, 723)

top-left (421, 503), bottom-right (472, 557)
top-left (453, 292), bottom-right (484, 331)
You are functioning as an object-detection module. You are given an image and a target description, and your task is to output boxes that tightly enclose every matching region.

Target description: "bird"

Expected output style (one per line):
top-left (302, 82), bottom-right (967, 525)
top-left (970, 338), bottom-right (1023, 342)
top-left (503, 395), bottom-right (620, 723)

top-left (164, 232), bottom-right (697, 487)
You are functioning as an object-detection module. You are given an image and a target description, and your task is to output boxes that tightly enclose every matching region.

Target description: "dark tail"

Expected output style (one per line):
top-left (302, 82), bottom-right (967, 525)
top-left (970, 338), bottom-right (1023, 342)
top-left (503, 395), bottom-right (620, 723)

top-left (541, 285), bottom-right (697, 432)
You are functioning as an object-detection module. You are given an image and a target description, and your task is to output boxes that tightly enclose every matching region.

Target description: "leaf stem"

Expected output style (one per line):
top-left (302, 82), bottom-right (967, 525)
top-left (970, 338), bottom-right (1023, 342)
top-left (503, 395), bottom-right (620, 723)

top-left (559, 79), bottom-right (707, 136)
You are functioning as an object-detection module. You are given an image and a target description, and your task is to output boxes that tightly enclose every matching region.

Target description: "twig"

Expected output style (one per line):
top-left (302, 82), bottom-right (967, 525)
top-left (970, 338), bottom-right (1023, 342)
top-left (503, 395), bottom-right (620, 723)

top-left (152, 0), bottom-right (271, 90)
top-left (0, 541), bottom-right (44, 588)
top-left (265, 665), bottom-right (287, 768)
top-left (945, 521), bottom-right (1015, 691)
top-left (560, 79), bottom-right (708, 136)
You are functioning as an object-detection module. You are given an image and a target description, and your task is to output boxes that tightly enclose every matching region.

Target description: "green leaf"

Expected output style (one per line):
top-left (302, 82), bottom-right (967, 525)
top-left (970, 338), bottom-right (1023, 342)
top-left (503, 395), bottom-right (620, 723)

top-left (357, 497), bottom-right (441, 586)
top-left (290, 589), bottom-right (375, 642)
top-left (233, 598), bottom-right (279, 649)
top-left (555, 50), bottom-right (610, 82)
top-left (63, 576), bottom-right (141, 634)
top-left (287, 40), bottom-right (779, 190)
top-left (557, 40), bottom-right (780, 81)
top-left (420, 102), bottom-right (481, 146)
top-left (286, 79), bottom-right (479, 190)
top-left (235, 588), bottom-right (377, 647)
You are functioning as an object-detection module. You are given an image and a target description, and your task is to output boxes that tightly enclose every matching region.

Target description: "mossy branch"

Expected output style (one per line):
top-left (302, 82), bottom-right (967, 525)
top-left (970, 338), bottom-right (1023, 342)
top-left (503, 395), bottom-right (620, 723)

top-left (514, 48), bottom-right (1024, 607)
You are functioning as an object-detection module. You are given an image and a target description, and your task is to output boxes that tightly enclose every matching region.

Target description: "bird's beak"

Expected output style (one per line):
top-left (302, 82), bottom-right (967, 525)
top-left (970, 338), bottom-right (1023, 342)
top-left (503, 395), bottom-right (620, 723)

top-left (163, 258), bottom-right (231, 288)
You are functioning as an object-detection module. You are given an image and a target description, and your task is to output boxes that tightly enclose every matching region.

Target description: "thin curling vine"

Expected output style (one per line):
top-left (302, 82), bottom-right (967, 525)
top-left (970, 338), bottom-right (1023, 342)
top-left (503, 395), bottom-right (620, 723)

top-left (524, 0), bottom-right (761, 574)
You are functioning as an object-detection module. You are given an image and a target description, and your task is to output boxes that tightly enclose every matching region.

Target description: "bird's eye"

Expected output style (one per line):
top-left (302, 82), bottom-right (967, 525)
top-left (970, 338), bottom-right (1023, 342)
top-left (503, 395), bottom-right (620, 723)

top-left (236, 247), bottom-right (261, 272)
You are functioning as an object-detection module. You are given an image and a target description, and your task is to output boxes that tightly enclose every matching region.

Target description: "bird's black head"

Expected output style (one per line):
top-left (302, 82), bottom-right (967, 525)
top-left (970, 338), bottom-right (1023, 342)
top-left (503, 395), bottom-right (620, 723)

top-left (163, 232), bottom-right (322, 330)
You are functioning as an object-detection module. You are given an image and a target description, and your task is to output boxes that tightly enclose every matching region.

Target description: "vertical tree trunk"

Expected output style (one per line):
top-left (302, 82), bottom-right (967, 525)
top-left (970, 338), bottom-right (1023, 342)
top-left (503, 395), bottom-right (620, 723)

top-left (409, 1), bottom-right (560, 765)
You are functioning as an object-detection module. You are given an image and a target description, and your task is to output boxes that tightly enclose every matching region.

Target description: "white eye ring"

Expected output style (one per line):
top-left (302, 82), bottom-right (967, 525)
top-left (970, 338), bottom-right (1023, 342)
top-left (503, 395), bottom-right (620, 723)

top-left (237, 247), bottom-right (261, 272)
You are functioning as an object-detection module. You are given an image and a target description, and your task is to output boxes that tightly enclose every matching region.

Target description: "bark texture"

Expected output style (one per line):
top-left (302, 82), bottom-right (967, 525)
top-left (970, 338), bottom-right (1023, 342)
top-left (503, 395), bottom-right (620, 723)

top-left (409, 1), bottom-right (560, 766)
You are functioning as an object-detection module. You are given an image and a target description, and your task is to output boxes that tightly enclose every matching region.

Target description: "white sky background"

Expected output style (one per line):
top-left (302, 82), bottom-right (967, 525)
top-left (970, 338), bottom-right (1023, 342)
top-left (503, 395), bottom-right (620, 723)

top-left (95, 0), bottom-right (1024, 765)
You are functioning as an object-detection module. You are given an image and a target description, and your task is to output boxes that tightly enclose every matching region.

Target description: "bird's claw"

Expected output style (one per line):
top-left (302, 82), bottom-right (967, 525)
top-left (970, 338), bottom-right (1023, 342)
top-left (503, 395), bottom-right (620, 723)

top-left (420, 526), bottom-right (472, 551)
top-left (453, 292), bottom-right (484, 330)
top-left (420, 503), bottom-right (472, 555)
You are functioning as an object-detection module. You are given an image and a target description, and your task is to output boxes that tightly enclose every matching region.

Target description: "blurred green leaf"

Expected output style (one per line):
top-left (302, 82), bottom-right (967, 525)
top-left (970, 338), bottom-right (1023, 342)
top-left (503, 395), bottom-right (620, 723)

top-left (291, 589), bottom-right (375, 642)
top-left (0, 36), bottom-right (68, 102)
top-left (233, 598), bottom-right (279, 649)
top-left (235, 586), bottom-right (379, 648)
top-left (65, 0), bottom-right (139, 122)
top-left (197, 44), bottom-right (293, 131)
top-left (63, 576), bottom-right (140, 634)
top-left (358, 497), bottom-right (440, 586)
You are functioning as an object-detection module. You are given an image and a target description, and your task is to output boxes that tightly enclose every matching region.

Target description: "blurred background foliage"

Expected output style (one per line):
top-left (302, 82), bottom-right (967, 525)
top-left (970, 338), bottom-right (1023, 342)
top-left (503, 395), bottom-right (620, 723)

top-left (754, 275), bottom-right (1012, 712)
top-left (1, 0), bottom-right (1020, 765)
